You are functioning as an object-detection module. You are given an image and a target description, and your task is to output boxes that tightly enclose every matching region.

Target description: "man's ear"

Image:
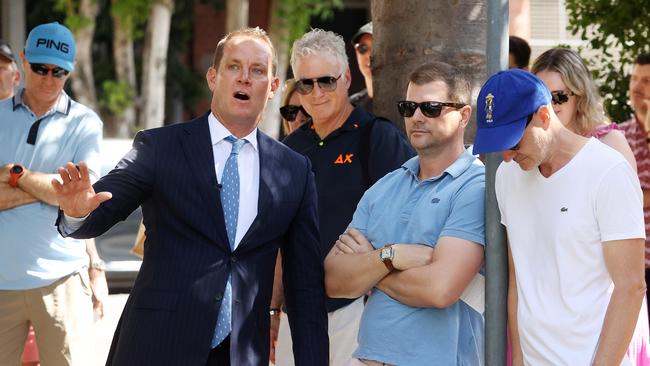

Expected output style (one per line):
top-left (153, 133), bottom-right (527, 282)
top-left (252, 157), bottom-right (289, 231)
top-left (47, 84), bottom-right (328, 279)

top-left (268, 76), bottom-right (280, 100)
top-left (538, 104), bottom-right (552, 130)
top-left (343, 67), bottom-right (352, 90)
top-left (206, 67), bottom-right (217, 92)
top-left (459, 105), bottom-right (472, 128)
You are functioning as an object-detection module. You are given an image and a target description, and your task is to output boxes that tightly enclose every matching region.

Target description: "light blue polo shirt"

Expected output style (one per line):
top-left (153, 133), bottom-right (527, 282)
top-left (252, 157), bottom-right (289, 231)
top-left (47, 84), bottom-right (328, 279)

top-left (0, 89), bottom-right (103, 290)
top-left (350, 147), bottom-right (486, 366)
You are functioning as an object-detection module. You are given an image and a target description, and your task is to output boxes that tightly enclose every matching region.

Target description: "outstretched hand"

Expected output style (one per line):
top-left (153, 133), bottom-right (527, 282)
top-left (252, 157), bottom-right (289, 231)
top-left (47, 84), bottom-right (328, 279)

top-left (51, 161), bottom-right (112, 218)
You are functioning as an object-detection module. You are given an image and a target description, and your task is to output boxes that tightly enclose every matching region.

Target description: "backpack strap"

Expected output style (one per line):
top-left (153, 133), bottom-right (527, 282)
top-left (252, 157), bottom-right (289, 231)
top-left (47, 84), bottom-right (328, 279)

top-left (357, 117), bottom-right (379, 189)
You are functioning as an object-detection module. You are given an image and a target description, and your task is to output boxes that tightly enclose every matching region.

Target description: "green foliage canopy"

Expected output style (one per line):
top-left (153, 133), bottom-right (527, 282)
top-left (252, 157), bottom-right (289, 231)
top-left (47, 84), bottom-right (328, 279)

top-left (566, 0), bottom-right (650, 122)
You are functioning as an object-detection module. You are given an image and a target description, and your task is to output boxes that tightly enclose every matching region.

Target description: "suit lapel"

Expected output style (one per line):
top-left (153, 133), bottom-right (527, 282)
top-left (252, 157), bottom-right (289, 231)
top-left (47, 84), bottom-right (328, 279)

top-left (179, 113), bottom-right (229, 249)
top-left (238, 131), bottom-right (275, 250)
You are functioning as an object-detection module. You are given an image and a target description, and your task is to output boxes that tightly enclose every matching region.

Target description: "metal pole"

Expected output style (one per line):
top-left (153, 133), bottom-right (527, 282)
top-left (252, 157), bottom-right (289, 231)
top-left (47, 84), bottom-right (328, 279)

top-left (485, 0), bottom-right (509, 365)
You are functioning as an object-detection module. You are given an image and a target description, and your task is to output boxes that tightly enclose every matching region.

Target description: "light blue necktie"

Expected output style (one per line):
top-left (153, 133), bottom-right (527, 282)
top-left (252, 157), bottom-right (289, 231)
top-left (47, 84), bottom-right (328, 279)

top-left (212, 136), bottom-right (246, 348)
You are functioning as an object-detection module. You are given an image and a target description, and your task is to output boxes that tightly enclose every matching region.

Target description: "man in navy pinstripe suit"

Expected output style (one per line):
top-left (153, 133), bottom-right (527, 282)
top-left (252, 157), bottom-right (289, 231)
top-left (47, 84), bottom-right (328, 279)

top-left (52, 28), bottom-right (328, 366)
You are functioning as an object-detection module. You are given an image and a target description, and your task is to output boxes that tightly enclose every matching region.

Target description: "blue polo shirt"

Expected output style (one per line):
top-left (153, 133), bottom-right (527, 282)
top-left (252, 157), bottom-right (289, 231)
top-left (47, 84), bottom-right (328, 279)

top-left (350, 147), bottom-right (485, 366)
top-left (0, 89), bottom-right (103, 290)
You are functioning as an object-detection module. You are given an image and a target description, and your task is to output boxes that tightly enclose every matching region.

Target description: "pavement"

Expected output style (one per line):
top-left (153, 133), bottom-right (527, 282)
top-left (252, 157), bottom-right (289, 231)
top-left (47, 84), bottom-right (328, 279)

top-left (90, 293), bottom-right (129, 365)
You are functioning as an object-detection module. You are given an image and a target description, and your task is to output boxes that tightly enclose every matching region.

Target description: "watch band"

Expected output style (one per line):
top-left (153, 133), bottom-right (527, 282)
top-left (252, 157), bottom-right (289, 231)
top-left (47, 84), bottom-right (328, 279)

top-left (9, 164), bottom-right (24, 188)
top-left (89, 259), bottom-right (106, 271)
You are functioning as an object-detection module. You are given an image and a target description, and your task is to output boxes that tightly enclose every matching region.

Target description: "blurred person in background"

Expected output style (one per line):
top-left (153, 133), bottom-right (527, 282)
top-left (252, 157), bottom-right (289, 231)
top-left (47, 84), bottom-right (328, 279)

top-left (0, 40), bottom-right (21, 100)
top-left (508, 36), bottom-right (531, 70)
top-left (349, 22), bottom-right (373, 113)
top-left (619, 52), bottom-right (650, 327)
top-left (280, 78), bottom-right (310, 135)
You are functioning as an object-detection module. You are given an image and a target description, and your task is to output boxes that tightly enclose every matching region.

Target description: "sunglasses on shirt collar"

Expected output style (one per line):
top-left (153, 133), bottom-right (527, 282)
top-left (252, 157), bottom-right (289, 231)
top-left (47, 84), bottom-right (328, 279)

top-left (280, 104), bottom-right (309, 122)
top-left (30, 63), bottom-right (69, 78)
top-left (397, 100), bottom-right (466, 118)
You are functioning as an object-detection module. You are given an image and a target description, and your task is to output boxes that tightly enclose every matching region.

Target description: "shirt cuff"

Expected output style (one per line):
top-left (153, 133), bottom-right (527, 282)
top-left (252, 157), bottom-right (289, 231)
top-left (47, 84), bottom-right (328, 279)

top-left (59, 212), bottom-right (89, 235)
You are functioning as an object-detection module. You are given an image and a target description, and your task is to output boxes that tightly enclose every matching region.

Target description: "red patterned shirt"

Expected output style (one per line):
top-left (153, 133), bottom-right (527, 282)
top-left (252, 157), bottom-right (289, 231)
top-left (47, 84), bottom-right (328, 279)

top-left (619, 116), bottom-right (650, 267)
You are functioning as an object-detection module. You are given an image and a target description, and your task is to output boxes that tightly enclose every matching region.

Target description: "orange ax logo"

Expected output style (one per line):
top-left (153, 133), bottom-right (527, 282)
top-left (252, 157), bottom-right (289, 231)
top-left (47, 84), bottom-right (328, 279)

top-left (334, 153), bottom-right (354, 164)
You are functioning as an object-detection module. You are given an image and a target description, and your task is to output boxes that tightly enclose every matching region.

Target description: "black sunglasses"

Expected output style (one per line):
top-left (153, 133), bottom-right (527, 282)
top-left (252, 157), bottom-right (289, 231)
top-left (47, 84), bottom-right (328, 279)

top-left (280, 104), bottom-right (309, 122)
top-left (397, 100), bottom-right (466, 118)
top-left (295, 75), bottom-right (341, 95)
top-left (355, 43), bottom-right (371, 55)
top-left (508, 114), bottom-right (534, 151)
top-left (550, 90), bottom-right (574, 105)
top-left (30, 63), bottom-right (69, 78)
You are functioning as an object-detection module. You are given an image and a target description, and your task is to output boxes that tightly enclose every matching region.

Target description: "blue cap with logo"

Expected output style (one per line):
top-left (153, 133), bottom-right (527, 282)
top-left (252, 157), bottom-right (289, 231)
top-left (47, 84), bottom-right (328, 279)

top-left (25, 22), bottom-right (76, 72)
top-left (472, 69), bottom-right (551, 154)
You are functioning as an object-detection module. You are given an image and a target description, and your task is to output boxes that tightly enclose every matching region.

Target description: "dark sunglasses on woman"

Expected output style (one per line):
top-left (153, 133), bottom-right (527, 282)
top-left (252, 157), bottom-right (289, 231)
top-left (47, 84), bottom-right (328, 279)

top-left (30, 63), bottom-right (69, 78)
top-left (397, 100), bottom-right (466, 118)
top-left (280, 105), bottom-right (309, 122)
top-left (295, 75), bottom-right (341, 95)
top-left (550, 90), bottom-right (574, 105)
top-left (354, 43), bottom-right (370, 55)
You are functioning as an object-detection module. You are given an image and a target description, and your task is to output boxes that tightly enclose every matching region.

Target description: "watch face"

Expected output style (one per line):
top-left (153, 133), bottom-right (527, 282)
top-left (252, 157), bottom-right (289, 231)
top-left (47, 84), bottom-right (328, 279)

top-left (11, 165), bottom-right (23, 174)
top-left (380, 247), bottom-right (392, 260)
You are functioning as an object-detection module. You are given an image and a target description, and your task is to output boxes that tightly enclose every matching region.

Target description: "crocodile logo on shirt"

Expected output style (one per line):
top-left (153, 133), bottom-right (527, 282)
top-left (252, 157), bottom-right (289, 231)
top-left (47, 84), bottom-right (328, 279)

top-left (431, 198), bottom-right (440, 204)
top-left (560, 207), bottom-right (568, 212)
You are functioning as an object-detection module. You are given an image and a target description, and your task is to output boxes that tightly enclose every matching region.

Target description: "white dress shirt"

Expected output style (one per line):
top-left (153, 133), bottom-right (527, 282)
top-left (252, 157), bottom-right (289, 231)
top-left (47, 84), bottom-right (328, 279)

top-left (208, 112), bottom-right (259, 249)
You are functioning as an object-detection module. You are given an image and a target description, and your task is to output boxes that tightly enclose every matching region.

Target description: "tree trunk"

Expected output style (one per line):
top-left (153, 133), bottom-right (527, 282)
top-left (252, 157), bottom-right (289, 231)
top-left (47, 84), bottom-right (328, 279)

top-left (370, 0), bottom-right (486, 142)
top-left (226, 0), bottom-right (249, 33)
top-left (70, 0), bottom-right (99, 112)
top-left (259, 0), bottom-right (289, 139)
top-left (111, 8), bottom-right (137, 138)
top-left (139, 0), bottom-right (174, 130)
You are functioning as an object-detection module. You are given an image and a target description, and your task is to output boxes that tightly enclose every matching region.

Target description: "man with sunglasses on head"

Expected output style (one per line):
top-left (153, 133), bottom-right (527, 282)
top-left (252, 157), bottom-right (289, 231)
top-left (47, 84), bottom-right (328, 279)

top-left (323, 61), bottom-right (485, 366)
top-left (278, 28), bottom-right (414, 365)
top-left (473, 69), bottom-right (645, 365)
top-left (349, 22), bottom-right (374, 113)
top-left (0, 22), bottom-right (105, 365)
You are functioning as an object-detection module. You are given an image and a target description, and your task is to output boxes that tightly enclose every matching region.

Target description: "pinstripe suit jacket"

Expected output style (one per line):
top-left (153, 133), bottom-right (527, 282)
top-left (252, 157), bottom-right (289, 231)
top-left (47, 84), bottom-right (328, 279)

top-left (59, 113), bottom-right (329, 365)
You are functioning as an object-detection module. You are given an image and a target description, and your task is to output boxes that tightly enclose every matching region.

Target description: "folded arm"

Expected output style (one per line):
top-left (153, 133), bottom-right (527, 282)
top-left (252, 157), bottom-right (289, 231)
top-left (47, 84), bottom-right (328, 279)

top-left (376, 236), bottom-right (483, 308)
top-left (592, 238), bottom-right (646, 366)
top-left (324, 228), bottom-right (435, 298)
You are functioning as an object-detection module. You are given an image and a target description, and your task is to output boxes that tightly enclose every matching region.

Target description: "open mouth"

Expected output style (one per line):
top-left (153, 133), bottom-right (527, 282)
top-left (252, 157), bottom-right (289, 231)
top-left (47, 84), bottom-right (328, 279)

top-left (234, 91), bottom-right (250, 101)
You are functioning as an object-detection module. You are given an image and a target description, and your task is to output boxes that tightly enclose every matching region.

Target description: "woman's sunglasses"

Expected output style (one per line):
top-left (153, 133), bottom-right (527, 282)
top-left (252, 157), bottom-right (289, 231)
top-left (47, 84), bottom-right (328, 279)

top-left (30, 63), bottom-right (69, 78)
top-left (280, 104), bottom-right (309, 122)
top-left (397, 101), bottom-right (466, 118)
top-left (354, 43), bottom-right (371, 55)
top-left (550, 90), bottom-right (574, 105)
top-left (295, 75), bottom-right (341, 95)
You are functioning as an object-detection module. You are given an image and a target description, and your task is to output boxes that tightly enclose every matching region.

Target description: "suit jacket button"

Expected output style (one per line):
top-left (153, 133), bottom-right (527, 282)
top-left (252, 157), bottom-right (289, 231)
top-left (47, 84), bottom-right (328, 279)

top-left (231, 256), bottom-right (237, 263)
top-left (215, 293), bottom-right (223, 301)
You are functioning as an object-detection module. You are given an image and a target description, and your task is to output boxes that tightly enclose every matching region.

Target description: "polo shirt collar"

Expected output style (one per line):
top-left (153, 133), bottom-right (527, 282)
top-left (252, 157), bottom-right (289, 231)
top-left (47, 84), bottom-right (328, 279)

top-left (402, 146), bottom-right (478, 180)
top-left (208, 112), bottom-right (258, 151)
top-left (300, 105), bottom-right (371, 136)
top-left (12, 88), bottom-right (71, 115)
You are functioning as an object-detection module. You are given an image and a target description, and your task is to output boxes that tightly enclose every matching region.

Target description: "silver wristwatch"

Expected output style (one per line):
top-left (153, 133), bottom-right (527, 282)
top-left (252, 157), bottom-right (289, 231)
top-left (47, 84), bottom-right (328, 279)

top-left (89, 259), bottom-right (106, 271)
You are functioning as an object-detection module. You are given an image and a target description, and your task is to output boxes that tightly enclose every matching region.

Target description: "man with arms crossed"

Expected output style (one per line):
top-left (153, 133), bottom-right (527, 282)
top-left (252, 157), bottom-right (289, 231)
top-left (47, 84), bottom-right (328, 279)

top-left (325, 61), bottom-right (485, 366)
top-left (53, 28), bottom-right (328, 366)
top-left (0, 22), bottom-right (106, 365)
top-left (473, 69), bottom-right (645, 365)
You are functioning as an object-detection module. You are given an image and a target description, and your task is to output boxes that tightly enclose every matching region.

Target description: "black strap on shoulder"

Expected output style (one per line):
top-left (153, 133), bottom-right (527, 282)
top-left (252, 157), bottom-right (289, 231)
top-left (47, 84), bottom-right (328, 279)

top-left (358, 117), bottom-right (379, 189)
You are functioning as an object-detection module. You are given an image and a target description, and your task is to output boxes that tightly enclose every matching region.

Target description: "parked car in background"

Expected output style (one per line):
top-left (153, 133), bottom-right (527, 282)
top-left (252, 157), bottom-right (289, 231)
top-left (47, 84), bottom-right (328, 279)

top-left (94, 138), bottom-right (142, 293)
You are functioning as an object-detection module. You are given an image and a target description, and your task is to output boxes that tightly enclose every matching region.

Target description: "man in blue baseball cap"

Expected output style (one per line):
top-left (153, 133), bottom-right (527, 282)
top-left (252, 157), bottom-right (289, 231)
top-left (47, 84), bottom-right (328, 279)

top-left (474, 69), bottom-right (646, 365)
top-left (0, 22), bottom-right (105, 365)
